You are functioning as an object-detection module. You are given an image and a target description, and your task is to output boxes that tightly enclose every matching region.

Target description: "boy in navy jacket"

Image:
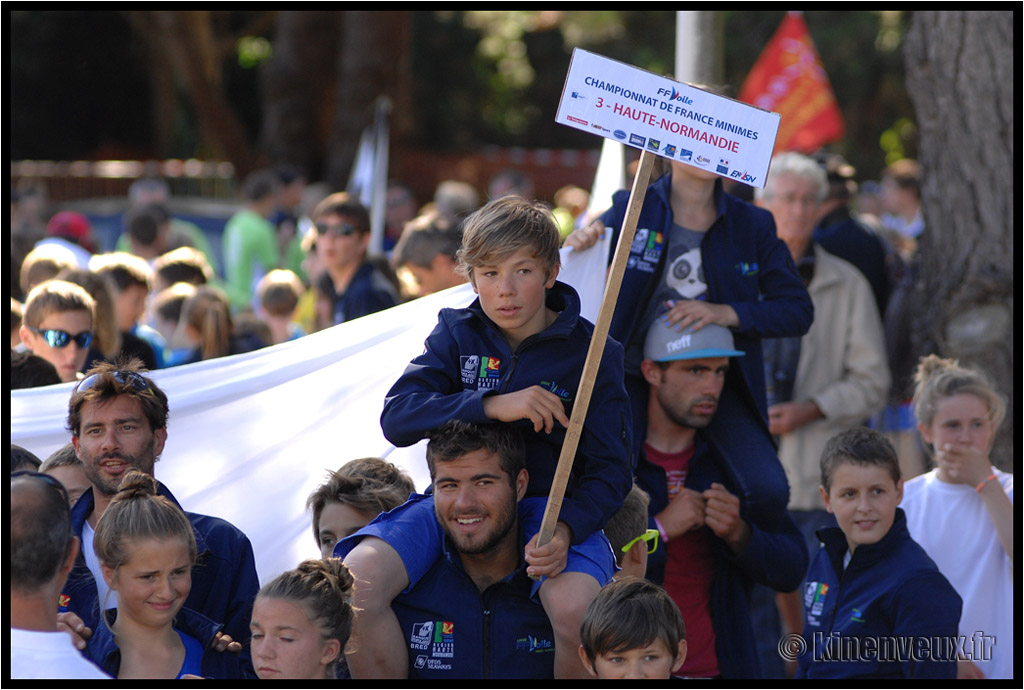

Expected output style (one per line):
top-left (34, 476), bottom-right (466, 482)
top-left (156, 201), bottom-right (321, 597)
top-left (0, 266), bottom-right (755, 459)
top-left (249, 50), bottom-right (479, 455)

top-left (797, 428), bottom-right (961, 679)
top-left (344, 196), bottom-right (633, 679)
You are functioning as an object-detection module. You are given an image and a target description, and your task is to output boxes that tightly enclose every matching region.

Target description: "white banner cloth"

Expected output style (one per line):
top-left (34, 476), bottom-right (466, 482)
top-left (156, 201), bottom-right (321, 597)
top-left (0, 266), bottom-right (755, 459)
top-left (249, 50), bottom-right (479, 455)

top-left (11, 242), bottom-right (611, 584)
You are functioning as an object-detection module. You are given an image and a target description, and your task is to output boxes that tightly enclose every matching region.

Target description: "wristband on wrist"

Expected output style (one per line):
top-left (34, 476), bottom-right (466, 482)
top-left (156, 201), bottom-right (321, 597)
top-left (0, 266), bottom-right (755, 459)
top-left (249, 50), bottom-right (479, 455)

top-left (976, 473), bottom-right (998, 493)
top-left (654, 516), bottom-right (669, 543)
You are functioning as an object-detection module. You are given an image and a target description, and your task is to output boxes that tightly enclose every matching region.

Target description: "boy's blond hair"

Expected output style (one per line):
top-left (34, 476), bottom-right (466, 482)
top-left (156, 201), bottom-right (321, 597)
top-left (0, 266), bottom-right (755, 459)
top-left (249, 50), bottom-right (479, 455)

top-left (90, 251), bottom-right (154, 292)
top-left (23, 279), bottom-right (95, 329)
top-left (19, 244), bottom-right (78, 295)
top-left (456, 196), bottom-right (560, 280)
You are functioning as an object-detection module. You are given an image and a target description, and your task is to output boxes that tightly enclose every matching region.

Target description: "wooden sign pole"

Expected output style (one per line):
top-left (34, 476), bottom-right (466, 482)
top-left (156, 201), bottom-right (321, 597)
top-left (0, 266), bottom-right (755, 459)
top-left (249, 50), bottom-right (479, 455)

top-left (531, 148), bottom-right (657, 562)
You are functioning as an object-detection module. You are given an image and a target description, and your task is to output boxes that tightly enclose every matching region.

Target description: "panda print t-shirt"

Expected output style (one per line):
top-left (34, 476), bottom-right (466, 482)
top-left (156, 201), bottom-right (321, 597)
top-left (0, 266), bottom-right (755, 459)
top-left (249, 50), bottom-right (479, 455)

top-left (639, 223), bottom-right (708, 336)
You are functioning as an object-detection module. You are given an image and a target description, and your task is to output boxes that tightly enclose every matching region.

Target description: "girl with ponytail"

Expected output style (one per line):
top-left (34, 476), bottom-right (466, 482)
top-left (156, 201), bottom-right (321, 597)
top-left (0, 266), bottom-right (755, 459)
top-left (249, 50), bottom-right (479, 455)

top-left (249, 558), bottom-right (356, 679)
top-left (901, 355), bottom-right (1013, 679)
top-left (86, 470), bottom-right (244, 679)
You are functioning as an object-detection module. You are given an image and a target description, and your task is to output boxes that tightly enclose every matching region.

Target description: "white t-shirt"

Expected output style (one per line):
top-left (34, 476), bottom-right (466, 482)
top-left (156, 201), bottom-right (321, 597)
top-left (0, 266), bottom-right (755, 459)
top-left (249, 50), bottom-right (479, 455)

top-left (902, 468), bottom-right (1014, 680)
top-left (81, 521), bottom-right (115, 612)
top-left (11, 627), bottom-right (111, 679)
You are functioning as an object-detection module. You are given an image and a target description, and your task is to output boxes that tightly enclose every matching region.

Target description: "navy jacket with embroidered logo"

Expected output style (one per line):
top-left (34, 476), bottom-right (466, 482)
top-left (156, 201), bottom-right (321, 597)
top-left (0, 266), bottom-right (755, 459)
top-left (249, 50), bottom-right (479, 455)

top-left (796, 508), bottom-right (961, 679)
top-left (380, 281), bottom-right (633, 543)
top-left (61, 483), bottom-right (260, 676)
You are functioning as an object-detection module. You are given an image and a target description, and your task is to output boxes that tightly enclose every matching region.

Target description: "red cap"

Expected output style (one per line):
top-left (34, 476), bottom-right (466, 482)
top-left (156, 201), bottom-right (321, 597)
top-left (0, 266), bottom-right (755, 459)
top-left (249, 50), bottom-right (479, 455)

top-left (46, 211), bottom-right (96, 253)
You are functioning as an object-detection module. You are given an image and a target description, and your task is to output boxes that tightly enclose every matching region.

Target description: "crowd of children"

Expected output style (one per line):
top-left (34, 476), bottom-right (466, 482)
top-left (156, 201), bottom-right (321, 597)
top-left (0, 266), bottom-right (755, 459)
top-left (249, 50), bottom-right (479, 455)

top-left (10, 157), bottom-right (1014, 681)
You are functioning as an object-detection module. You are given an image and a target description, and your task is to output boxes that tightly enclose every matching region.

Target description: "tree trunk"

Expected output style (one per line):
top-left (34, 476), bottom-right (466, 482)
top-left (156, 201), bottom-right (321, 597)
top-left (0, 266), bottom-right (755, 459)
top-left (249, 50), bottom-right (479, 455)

top-left (902, 11), bottom-right (1014, 470)
top-left (150, 11), bottom-right (258, 175)
top-left (259, 11), bottom-right (341, 179)
top-left (324, 11), bottom-right (412, 190)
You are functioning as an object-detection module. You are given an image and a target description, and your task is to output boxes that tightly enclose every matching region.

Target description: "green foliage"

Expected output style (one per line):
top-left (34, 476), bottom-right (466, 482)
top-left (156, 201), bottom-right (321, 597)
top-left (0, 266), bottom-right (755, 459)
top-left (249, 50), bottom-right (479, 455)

top-left (237, 36), bottom-right (272, 69)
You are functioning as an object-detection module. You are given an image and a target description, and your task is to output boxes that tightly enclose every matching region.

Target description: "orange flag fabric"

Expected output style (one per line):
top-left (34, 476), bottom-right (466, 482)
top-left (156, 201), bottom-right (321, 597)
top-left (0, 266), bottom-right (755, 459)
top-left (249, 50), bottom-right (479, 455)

top-left (739, 12), bottom-right (845, 154)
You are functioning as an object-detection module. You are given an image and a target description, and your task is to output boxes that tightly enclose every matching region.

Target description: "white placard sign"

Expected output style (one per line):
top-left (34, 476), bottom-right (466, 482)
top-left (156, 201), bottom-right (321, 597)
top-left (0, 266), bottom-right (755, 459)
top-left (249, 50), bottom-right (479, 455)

top-left (556, 49), bottom-right (780, 188)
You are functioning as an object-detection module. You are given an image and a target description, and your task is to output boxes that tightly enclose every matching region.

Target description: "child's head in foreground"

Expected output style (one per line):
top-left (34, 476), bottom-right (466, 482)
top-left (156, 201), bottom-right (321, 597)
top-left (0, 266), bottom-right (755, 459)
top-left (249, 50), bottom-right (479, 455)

top-left (250, 558), bottom-right (354, 680)
top-left (456, 196), bottom-right (562, 345)
top-left (818, 427), bottom-right (903, 555)
top-left (579, 576), bottom-right (687, 679)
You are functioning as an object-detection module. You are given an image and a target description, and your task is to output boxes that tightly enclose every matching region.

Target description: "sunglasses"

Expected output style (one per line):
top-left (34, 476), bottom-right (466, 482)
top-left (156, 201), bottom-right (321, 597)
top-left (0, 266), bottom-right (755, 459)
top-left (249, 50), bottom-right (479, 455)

top-left (28, 327), bottom-right (93, 349)
top-left (317, 223), bottom-right (361, 238)
top-left (620, 528), bottom-right (660, 555)
top-left (74, 369), bottom-right (154, 395)
top-left (11, 470), bottom-right (72, 506)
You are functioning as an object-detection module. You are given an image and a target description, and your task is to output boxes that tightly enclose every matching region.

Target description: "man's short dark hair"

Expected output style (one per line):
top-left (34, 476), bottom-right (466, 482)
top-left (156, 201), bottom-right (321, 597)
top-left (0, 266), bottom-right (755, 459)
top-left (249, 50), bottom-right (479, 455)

top-left (426, 420), bottom-right (525, 487)
top-left (11, 445), bottom-right (43, 473)
top-left (820, 427), bottom-right (901, 492)
top-left (11, 350), bottom-right (62, 390)
top-left (125, 204), bottom-right (170, 248)
top-left (242, 169), bottom-right (280, 203)
top-left (66, 359), bottom-right (169, 437)
top-left (311, 192), bottom-right (370, 233)
top-left (11, 472), bottom-right (74, 592)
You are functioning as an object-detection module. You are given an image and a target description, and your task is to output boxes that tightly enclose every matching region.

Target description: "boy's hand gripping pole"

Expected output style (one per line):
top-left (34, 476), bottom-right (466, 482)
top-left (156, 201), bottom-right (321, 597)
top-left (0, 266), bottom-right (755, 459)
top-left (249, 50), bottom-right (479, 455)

top-left (530, 150), bottom-right (656, 579)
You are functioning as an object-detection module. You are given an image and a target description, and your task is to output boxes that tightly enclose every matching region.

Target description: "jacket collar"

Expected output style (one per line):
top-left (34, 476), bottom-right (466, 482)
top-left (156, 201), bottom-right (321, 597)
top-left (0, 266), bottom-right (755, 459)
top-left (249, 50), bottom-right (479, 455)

top-left (467, 279), bottom-right (582, 348)
top-left (91, 605), bottom-right (223, 672)
top-left (650, 174), bottom-right (728, 225)
top-left (72, 481), bottom-right (211, 557)
top-left (817, 507), bottom-right (910, 573)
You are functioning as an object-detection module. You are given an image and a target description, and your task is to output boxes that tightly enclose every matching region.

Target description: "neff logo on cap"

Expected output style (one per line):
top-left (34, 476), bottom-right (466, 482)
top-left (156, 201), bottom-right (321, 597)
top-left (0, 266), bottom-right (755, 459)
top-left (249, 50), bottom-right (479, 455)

top-left (666, 334), bottom-right (692, 352)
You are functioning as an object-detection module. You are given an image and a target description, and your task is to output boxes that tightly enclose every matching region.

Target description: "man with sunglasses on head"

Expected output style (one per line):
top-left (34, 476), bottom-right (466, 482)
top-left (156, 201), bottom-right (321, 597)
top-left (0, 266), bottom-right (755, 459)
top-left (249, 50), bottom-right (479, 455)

top-left (18, 279), bottom-right (95, 383)
top-left (11, 471), bottom-right (111, 678)
top-left (311, 192), bottom-right (399, 326)
top-left (635, 318), bottom-right (807, 679)
top-left (55, 360), bottom-right (259, 676)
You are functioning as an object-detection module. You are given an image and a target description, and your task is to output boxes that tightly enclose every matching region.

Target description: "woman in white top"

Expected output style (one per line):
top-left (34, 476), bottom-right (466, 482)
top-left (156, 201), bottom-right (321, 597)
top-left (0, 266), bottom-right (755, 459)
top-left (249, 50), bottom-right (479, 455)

top-left (901, 355), bottom-right (1013, 680)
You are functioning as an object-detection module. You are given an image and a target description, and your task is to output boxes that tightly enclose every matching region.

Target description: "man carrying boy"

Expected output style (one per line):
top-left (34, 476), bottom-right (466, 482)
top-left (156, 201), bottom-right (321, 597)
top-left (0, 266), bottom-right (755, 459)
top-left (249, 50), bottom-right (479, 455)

top-left (19, 279), bottom-right (96, 383)
top-left (636, 318), bottom-right (807, 678)
top-left (344, 196), bottom-right (632, 679)
top-left (340, 421), bottom-right (556, 679)
top-left (796, 427), bottom-right (961, 679)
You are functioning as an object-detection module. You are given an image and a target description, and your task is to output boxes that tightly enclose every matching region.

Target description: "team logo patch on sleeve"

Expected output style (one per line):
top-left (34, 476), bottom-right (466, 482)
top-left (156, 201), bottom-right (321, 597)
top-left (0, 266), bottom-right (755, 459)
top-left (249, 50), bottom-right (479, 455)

top-left (803, 581), bottom-right (829, 625)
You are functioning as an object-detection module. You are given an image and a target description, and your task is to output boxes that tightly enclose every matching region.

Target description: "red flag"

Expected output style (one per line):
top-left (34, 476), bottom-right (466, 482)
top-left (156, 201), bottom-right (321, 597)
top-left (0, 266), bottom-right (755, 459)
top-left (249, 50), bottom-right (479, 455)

top-left (739, 12), bottom-right (845, 154)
